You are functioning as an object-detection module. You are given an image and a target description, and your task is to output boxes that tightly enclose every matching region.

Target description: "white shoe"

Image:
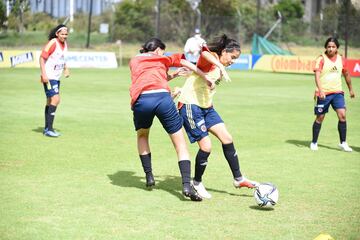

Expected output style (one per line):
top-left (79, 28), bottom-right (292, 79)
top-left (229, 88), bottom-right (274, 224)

top-left (192, 181), bottom-right (212, 199)
top-left (338, 142), bottom-right (352, 152)
top-left (310, 142), bottom-right (318, 151)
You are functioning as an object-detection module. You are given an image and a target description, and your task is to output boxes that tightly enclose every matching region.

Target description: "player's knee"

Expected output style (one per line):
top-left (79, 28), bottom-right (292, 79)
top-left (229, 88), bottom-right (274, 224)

top-left (316, 115), bottom-right (325, 123)
top-left (200, 145), bottom-right (211, 153)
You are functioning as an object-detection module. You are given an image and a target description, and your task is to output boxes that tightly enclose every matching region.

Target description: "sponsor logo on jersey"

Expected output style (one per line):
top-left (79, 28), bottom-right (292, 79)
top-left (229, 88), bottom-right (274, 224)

top-left (330, 66), bottom-right (338, 72)
top-left (10, 52), bottom-right (34, 67)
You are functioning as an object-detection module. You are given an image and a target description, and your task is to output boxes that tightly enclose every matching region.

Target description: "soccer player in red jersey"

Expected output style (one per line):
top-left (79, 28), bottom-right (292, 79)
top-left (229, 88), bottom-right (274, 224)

top-left (177, 35), bottom-right (259, 199)
top-left (310, 37), bottom-right (355, 152)
top-left (129, 38), bottom-right (212, 201)
top-left (40, 24), bottom-right (70, 137)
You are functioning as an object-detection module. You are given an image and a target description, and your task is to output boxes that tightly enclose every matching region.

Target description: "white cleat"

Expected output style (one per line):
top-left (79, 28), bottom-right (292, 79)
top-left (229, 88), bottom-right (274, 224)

top-left (338, 142), bottom-right (352, 152)
top-left (310, 142), bottom-right (318, 151)
top-left (192, 181), bottom-right (212, 199)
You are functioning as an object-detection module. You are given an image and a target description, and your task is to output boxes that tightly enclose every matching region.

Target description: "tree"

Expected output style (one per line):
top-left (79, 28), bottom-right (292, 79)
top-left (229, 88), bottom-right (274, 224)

top-left (8, 0), bottom-right (30, 33)
top-left (0, 0), bottom-right (6, 30)
top-left (273, 0), bottom-right (306, 42)
top-left (113, 0), bottom-right (154, 42)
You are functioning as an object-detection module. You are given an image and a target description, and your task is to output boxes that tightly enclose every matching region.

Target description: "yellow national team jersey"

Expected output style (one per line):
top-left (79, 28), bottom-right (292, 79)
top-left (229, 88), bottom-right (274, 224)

top-left (317, 53), bottom-right (343, 94)
top-left (178, 67), bottom-right (221, 108)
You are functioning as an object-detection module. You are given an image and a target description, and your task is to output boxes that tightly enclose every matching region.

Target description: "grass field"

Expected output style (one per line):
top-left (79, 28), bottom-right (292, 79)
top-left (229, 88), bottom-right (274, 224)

top-left (0, 68), bottom-right (359, 240)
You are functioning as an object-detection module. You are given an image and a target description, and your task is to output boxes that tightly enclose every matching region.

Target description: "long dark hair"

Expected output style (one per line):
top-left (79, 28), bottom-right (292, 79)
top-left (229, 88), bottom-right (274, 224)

top-left (207, 34), bottom-right (241, 56)
top-left (324, 37), bottom-right (340, 48)
top-left (140, 38), bottom-right (166, 53)
top-left (48, 24), bottom-right (68, 40)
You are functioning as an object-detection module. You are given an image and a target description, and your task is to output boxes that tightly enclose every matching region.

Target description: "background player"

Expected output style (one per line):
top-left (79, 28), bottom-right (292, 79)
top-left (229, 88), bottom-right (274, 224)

top-left (310, 37), bottom-right (355, 152)
top-left (129, 38), bottom-right (212, 201)
top-left (40, 24), bottom-right (70, 137)
top-left (177, 34), bottom-right (259, 199)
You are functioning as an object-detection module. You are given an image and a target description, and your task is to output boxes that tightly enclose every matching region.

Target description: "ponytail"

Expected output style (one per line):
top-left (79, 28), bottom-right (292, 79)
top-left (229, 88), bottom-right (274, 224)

top-left (140, 38), bottom-right (166, 53)
top-left (207, 34), bottom-right (241, 56)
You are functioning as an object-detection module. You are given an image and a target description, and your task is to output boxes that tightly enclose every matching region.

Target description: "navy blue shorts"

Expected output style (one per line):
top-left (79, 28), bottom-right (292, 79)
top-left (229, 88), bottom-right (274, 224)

top-left (132, 92), bottom-right (183, 134)
top-left (314, 93), bottom-right (346, 115)
top-left (179, 104), bottom-right (223, 143)
top-left (43, 80), bottom-right (60, 98)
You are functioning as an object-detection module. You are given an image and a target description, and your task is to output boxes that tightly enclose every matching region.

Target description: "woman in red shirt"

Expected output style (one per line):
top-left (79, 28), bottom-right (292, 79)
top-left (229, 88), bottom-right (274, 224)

top-left (129, 38), bottom-right (211, 201)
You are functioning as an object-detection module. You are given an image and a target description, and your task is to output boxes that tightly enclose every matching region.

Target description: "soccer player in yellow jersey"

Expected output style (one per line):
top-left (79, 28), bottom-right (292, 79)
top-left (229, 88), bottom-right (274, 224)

top-left (177, 35), bottom-right (259, 199)
top-left (310, 37), bottom-right (355, 152)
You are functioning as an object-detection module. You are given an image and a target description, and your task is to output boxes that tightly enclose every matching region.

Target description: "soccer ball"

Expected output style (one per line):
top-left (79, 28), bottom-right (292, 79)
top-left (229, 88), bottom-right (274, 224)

top-left (254, 183), bottom-right (279, 208)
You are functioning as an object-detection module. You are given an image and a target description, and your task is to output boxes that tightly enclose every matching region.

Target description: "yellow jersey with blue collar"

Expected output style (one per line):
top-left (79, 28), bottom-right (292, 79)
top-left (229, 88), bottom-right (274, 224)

top-left (315, 53), bottom-right (344, 95)
top-left (178, 67), bottom-right (222, 108)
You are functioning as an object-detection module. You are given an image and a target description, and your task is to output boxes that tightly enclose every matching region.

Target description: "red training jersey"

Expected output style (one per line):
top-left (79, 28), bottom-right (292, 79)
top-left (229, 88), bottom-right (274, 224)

top-left (129, 53), bottom-right (184, 106)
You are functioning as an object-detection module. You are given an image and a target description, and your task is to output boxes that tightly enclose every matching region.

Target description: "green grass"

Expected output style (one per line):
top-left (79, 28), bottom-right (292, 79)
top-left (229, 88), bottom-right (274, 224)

top-left (0, 68), bottom-right (359, 240)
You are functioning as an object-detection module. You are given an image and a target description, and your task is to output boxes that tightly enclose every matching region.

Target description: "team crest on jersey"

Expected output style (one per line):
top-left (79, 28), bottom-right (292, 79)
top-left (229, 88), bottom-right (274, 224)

top-left (317, 108), bottom-right (323, 113)
top-left (200, 124), bottom-right (207, 132)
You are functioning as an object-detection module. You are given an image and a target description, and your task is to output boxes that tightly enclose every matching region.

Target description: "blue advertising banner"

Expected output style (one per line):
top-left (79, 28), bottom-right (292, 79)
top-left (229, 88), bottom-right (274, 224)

top-left (228, 54), bottom-right (252, 70)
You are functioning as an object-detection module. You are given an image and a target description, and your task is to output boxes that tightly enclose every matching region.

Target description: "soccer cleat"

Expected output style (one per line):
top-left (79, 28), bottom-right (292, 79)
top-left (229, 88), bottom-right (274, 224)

top-left (192, 181), bottom-right (212, 199)
top-left (43, 130), bottom-right (61, 137)
top-left (338, 142), bottom-right (353, 152)
top-left (145, 172), bottom-right (155, 187)
top-left (233, 177), bottom-right (259, 189)
top-left (182, 184), bottom-right (202, 201)
top-left (310, 142), bottom-right (318, 151)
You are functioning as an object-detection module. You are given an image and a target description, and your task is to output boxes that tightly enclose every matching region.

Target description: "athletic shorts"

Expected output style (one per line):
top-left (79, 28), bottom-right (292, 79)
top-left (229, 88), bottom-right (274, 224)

top-left (132, 92), bottom-right (183, 134)
top-left (179, 104), bottom-right (223, 143)
top-left (43, 80), bottom-right (60, 98)
top-left (314, 93), bottom-right (346, 115)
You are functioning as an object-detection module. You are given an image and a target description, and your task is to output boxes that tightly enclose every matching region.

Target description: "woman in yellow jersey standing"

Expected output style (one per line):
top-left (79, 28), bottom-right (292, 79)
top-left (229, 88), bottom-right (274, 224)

top-left (310, 37), bottom-right (355, 151)
top-left (176, 35), bottom-right (259, 199)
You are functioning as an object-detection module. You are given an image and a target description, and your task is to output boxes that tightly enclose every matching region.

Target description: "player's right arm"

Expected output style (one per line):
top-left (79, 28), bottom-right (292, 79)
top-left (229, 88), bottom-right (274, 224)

top-left (201, 51), bottom-right (231, 82)
top-left (179, 59), bottom-right (214, 89)
top-left (39, 39), bottom-right (56, 84)
top-left (39, 56), bottom-right (49, 84)
top-left (314, 56), bottom-right (325, 99)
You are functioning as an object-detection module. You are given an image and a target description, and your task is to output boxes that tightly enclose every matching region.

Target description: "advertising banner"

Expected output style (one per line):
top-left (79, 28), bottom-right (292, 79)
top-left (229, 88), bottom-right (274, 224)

top-left (252, 55), bottom-right (316, 74)
top-left (0, 50), bottom-right (118, 68)
top-left (346, 59), bottom-right (360, 77)
top-left (0, 50), bottom-right (40, 68)
top-left (65, 52), bottom-right (118, 68)
top-left (228, 54), bottom-right (252, 70)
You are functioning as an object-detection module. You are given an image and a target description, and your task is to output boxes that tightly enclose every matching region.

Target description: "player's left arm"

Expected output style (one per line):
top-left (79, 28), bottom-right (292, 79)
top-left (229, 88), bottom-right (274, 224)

top-left (343, 69), bottom-right (355, 98)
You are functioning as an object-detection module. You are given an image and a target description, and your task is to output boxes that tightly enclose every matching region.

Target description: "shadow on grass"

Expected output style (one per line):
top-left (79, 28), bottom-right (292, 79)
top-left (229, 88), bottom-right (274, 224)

top-left (350, 145), bottom-right (360, 153)
top-left (206, 187), bottom-right (252, 197)
top-left (107, 171), bottom-right (187, 201)
top-left (32, 127), bottom-right (62, 134)
top-left (32, 127), bottom-right (44, 133)
top-left (249, 205), bottom-right (275, 211)
top-left (286, 139), bottom-right (342, 152)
